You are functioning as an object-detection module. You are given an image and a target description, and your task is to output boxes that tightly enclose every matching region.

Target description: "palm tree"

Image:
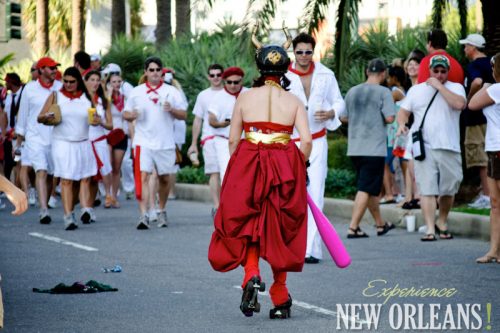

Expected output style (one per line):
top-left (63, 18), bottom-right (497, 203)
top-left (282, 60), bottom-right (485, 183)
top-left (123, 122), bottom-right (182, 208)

top-left (71, 0), bottom-right (85, 55)
top-left (431, 0), bottom-right (467, 38)
top-left (112, 0), bottom-right (126, 39)
top-left (176, 0), bottom-right (191, 36)
top-left (36, 0), bottom-right (49, 55)
top-left (481, 0), bottom-right (500, 55)
top-left (156, 0), bottom-right (172, 47)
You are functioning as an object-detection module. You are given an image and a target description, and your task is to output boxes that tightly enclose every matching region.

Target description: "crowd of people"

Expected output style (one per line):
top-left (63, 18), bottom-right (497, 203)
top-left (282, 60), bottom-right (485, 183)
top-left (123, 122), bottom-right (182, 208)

top-left (0, 29), bottom-right (499, 308)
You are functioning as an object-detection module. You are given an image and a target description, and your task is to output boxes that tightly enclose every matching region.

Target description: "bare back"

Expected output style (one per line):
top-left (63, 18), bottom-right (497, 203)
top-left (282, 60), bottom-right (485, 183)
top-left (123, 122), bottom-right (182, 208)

top-left (238, 86), bottom-right (301, 125)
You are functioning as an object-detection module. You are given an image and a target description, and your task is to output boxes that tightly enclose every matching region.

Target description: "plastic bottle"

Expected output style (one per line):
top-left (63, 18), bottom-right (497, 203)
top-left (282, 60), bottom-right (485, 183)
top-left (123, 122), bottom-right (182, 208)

top-left (393, 134), bottom-right (407, 158)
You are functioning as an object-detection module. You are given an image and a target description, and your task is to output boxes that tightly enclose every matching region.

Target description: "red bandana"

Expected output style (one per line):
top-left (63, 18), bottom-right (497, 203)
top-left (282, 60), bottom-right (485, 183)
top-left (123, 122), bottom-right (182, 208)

top-left (146, 81), bottom-right (163, 104)
top-left (112, 93), bottom-right (124, 112)
top-left (288, 62), bottom-right (315, 76)
top-left (38, 78), bottom-right (54, 90)
top-left (224, 86), bottom-right (242, 99)
top-left (93, 94), bottom-right (99, 105)
top-left (60, 88), bottom-right (83, 100)
top-left (81, 68), bottom-right (92, 77)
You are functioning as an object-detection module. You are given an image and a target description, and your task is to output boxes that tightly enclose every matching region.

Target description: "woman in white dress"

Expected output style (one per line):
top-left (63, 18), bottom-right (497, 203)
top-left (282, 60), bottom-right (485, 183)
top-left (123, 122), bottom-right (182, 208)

top-left (85, 70), bottom-right (113, 210)
top-left (38, 67), bottom-right (98, 230)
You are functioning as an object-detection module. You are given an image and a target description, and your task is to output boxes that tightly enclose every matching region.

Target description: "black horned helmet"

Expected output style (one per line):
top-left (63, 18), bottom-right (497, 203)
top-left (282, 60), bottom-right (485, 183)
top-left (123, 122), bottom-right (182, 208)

top-left (253, 22), bottom-right (292, 76)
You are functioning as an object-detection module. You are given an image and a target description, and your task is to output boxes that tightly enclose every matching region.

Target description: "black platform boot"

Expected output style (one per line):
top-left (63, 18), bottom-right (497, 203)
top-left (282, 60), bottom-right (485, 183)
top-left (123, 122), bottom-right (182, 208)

top-left (269, 295), bottom-right (292, 319)
top-left (240, 276), bottom-right (266, 317)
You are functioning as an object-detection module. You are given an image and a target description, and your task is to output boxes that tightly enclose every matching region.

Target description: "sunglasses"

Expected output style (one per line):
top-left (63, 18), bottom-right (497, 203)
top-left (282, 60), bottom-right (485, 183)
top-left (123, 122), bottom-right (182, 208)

top-left (432, 69), bottom-right (448, 74)
top-left (295, 50), bottom-right (313, 55)
top-left (147, 68), bottom-right (162, 72)
top-left (209, 73), bottom-right (222, 78)
top-left (63, 79), bottom-right (77, 84)
top-left (225, 80), bottom-right (241, 85)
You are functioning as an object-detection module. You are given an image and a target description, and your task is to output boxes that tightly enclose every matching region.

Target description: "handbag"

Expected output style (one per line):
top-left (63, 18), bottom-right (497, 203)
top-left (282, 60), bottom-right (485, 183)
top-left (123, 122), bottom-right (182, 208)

top-left (44, 92), bottom-right (62, 126)
top-left (175, 147), bottom-right (183, 165)
top-left (107, 128), bottom-right (126, 147)
top-left (412, 91), bottom-right (438, 161)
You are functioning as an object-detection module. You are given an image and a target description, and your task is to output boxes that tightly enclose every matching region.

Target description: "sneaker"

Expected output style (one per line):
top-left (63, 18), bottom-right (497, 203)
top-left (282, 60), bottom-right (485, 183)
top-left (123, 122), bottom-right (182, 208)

top-left (28, 188), bottom-right (37, 206)
top-left (468, 195), bottom-right (491, 209)
top-left (125, 191), bottom-right (134, 200)
top-left (0, 198), bottom-right (5, 210)
top-left (137, 214), bottom-right (149, 230)
top-left (48, 195), bottom-right (58, 209)
top-left (39, 209), bottom-right (51, 224)
top-left (64, 213), bottom-right (78, 230)
top-left (395, 194), bottom-right (405, 203)
top-left (418, 225), bottom-right (428, 234)
top-left (157, 211), bottom-right (168, 228)
top-left (90, 209), bottom-right (97, 223)
top-left (80, 208), bottom-right (92, 224)
top-left (148, 209), bottom-right (158, 222)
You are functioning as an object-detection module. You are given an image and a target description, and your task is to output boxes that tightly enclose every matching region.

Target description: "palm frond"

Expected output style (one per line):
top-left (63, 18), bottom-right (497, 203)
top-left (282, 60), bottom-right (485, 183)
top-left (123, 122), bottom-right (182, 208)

top-left (240, 0), bottom-right (283, 40)
top-left (334, 0), bottom-right (361, 80)
top-left (300, 0), bottom-right (330, 34)
top-left (431, 0), bottom-right (446, 29)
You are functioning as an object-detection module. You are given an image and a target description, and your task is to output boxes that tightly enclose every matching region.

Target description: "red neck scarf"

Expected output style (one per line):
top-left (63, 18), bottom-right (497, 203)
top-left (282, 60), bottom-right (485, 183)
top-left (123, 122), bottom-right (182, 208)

top-left (288, 62), bottom-right (315, 76)
top-left (112, 93), bottom-right (124, 112)
top-left (92, 93), bottom-right (99, 106)
top-left (145, 81), bottom-right (163, 94)
top-left (38, 78), bottom-right (54, 90)
top-left (60, 88), bottom-right (83, 100)
top-left (224, 86), bottom-right (242, 99)
top-left (81, 68), bottom-right (92, 77)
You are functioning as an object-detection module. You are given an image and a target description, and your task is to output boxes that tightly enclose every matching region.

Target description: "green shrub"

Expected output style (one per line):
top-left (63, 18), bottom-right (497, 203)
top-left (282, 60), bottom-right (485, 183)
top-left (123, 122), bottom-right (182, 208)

top-left (177, 166), bottom-right (209, 184)
top-left (327, 137), bottom-right (353, 170)
top-left (324, 168), bottom-right (357, 199)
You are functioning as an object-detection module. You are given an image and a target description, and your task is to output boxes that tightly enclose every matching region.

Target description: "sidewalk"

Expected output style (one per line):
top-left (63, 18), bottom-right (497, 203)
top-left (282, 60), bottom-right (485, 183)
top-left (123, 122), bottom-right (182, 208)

top-left (175, 183), bottom-right (490, 241)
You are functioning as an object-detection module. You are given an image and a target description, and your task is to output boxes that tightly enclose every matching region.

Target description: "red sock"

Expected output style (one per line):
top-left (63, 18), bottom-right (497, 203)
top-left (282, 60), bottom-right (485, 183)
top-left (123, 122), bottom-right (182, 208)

top-left (242, 243), bottom-right (260, 288)
top-left (269, 268), bottom-right (289, 306)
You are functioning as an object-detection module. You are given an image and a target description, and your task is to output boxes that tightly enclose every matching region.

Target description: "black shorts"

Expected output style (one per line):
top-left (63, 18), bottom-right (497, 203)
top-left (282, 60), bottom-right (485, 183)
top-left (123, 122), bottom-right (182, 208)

top-left (350, 156), bottom-right (385, 196)
top-left (112, 135), bottom-right (128, 151)
top-left (487, 152), bottom-right (500, 180)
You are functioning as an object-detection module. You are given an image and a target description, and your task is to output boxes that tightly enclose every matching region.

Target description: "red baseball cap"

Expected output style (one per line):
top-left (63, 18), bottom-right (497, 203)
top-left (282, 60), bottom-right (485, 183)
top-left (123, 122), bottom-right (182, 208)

top-left (222, 67), bottom-right (244, 79)
top-left (36, 57), bottom-right (60, 69)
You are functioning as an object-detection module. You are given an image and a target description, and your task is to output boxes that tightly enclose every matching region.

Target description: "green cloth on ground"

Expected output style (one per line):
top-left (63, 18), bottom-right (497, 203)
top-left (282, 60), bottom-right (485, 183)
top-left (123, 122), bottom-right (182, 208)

top-left (33, 280), bottom-right (118, 294)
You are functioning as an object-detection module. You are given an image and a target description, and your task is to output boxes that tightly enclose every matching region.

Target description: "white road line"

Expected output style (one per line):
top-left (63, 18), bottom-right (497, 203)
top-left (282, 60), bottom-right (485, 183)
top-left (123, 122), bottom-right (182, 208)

top-left (233, 285), bottom-right (367, 325)
top-left (29, 232), bottom-right (98, 252)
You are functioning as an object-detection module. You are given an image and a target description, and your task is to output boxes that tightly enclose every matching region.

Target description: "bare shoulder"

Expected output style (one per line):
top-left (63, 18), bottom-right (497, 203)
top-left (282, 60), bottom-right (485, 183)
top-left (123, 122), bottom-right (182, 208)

top-left (282, 90), bottom-right (303, 107)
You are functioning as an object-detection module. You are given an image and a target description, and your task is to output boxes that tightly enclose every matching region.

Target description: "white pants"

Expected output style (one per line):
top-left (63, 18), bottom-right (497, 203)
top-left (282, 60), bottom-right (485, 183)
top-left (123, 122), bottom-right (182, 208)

top-left (121, 139), bottom-right (135, 192)
top-left (213, 136), bottom-right (230, 184)
top-left (298, 136), bottom-right (328, 260)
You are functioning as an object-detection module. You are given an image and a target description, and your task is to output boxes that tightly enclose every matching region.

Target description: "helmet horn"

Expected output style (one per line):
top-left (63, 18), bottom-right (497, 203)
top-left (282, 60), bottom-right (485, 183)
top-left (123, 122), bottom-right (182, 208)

top-left (252, 23), bottom-right (263, 49)
top-left (282, 21), bottom-right (292, 50)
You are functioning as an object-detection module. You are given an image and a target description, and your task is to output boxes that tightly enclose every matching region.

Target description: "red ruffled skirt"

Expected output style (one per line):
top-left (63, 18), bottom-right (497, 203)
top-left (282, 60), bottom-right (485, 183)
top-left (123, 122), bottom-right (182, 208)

top-left (208, 139), bottom-right (308, 273)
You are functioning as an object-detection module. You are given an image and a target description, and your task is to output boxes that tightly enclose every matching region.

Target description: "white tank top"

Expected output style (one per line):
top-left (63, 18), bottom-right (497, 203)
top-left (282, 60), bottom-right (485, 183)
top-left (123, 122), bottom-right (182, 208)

top-left (110, 94), bottom-right (125, 130)
top-left (89, 97), bottom-right (108, 140)
top-left (51, 91), bottom-right (92, 142)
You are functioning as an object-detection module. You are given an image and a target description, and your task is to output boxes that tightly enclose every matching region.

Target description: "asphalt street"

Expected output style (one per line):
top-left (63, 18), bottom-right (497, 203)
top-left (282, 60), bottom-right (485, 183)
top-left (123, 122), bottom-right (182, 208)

top-left (0, 195), bottom-right (498, 333)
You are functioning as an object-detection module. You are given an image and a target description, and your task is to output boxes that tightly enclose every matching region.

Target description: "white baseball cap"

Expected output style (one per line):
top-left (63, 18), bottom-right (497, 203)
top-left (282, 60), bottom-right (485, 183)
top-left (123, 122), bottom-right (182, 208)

top-left (459, 34), bottom-right (485, 48)
top-left (102, 63), bottom-right (121, 75)
top-left (90, 54), bottom-right (101, 62)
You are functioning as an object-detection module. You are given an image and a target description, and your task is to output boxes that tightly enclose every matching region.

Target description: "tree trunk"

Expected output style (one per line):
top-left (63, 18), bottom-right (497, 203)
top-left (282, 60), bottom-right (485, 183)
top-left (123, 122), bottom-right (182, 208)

top-left (71, 0), bottom-right (85, 55)
top-left (156, 0), bottom-right (172, 47)
top-left (481, 0), bottom-right (500, 55)
top-left (36, 0), bottom-right (49, 54)
top-left (175, 0), bottom-right (191, 37)
top-left (112, 0), bottom-right (126, 39)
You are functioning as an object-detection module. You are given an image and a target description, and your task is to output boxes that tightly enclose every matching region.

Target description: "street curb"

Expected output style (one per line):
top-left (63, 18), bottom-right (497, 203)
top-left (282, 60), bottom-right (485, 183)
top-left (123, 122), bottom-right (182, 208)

top-left (175, 183), bottom-right (490, 241)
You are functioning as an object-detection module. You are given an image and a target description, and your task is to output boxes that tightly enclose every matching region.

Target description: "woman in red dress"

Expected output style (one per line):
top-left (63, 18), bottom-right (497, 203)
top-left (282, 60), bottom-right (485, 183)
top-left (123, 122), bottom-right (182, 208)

top-left (208, 31), bottom-right (312, 319)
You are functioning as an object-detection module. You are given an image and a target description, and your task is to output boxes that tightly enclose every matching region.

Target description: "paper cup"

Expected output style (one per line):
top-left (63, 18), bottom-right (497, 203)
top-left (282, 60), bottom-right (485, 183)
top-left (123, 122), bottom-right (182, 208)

top-left (405, 215), bottom-right (416, 232)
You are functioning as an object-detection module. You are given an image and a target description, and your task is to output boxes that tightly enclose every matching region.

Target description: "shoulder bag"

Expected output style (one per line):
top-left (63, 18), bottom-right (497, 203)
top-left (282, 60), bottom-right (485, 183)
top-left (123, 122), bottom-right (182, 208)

top-left (412, 90), bottom-right (438, 161)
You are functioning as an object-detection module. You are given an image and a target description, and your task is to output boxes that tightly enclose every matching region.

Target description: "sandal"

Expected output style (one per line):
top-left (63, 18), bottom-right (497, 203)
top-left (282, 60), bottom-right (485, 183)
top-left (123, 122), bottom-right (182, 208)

top-left (377, 222), bottom-right (395, 236)
top-left (421, 234), bottom-right (437, 241)
top-left (402, 199), bottom-right (420, 210)
top-left (380, 198), bottom-right (396, 204)
top-left (476, 255), bottom-right (498, 264)
top-left (435, 224), bottom-right (453, 240)
top-left (347, 227), bottom-right (369, 238)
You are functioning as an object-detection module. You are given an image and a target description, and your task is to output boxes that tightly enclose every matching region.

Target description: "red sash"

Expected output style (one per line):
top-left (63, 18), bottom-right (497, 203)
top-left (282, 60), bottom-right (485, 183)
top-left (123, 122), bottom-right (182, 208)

top-left (133, 146), bottom-right (142, 200)
top-left (292, 128), bottom-right (326, 143)
top-left (200, 135), bottom-right (215, 146)
top-left (91, 135), bottom-right (107, 181)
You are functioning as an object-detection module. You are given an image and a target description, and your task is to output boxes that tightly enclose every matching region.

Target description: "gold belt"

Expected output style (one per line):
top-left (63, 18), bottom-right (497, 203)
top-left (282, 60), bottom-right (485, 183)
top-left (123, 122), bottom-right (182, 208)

top-left (245, 132), bottom-right (291, 144)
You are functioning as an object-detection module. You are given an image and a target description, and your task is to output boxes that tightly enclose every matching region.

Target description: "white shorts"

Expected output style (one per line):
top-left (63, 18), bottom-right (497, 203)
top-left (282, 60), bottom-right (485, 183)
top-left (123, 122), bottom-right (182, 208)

top-left (213, 136), bottom-right (230, 182)
top-left (138, 146), bottom-right (176, 175)
top-left (92, 140), bottom-right (112, 176)
top-left (52, 139), bottom-right (97, 180)
top-left (414, 149), bottom-right (463, 196)
top-left (23, 141), bottom-right (54, 174)
top-left (202, 138), bottom-right (219, 174)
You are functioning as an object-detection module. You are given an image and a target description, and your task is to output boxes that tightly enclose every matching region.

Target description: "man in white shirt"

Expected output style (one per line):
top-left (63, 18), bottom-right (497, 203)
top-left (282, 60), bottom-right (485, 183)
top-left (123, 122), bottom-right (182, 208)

top-left (286, 33), bottom-right (345, 264)
top-left (123, 57), bottom-right (187, 230)
top-left (397, 55), bottom-right (466, 241)
top-left (188, 64), bottom-right (224, 216)
top-left (207, 67), bottom-right (248, 183)
top-left (16, 57), bottom-right (62, 225)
